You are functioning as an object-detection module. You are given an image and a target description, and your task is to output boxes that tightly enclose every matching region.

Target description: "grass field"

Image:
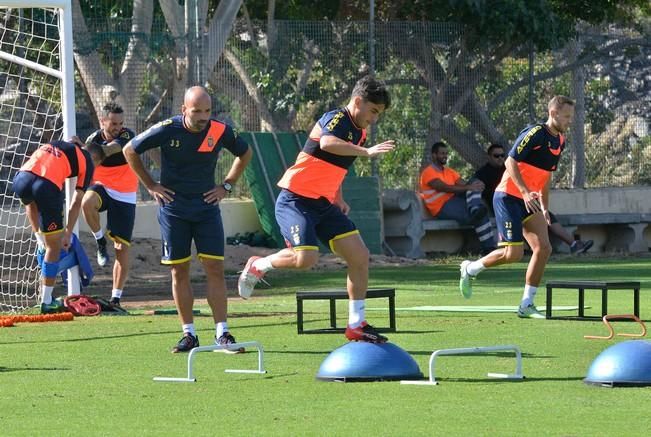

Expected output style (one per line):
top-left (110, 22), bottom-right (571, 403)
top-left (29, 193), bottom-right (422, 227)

top-left (2, 256), bottom-right (651, 436)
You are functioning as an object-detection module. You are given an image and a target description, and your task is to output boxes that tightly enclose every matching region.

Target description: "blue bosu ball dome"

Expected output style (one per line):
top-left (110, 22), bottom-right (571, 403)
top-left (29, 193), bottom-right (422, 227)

top-left (584, 340), bottom-right (651, 387)
top-left (316, 342), bottom-right (422, 382)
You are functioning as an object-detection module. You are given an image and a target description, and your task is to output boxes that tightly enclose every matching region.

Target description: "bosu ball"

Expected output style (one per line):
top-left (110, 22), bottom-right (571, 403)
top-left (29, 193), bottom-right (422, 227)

top-left (316, 342), bottom-right (422, 382)
top-left (584, 340), bottom-right (651, 387)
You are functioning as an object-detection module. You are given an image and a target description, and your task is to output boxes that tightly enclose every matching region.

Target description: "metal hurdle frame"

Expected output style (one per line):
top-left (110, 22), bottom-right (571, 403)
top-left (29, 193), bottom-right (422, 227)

top-left (154, 341), bottom-right (266, 383)
top-left (400, 344), bottom-right (524, 386)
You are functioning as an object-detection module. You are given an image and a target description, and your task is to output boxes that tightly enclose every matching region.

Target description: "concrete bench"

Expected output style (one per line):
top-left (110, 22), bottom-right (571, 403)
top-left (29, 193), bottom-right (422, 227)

top-left (295, 288), bottom-right (396, 334)
top-left (382, 189), bottom-right (484, 258)
top-left (382, 189), bottom-right (651, 257)
top-left (552, 213), bottom-right (651, 253)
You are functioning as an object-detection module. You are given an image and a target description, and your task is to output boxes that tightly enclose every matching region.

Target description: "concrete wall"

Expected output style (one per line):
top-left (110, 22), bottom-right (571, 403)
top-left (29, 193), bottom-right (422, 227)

top-left (77, 198), bottom-right (261, 239)
top-left (549, 187), bottom-right (651, 215)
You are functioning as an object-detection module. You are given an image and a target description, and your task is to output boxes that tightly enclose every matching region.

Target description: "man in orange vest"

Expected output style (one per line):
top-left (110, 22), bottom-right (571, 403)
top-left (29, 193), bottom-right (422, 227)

top-left (419, 141), bottom-right (496, 255)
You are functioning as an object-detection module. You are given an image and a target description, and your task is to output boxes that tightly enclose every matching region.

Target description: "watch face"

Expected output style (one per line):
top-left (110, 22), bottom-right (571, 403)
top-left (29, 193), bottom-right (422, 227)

top-left (223, 182), bottom-right (232, 192)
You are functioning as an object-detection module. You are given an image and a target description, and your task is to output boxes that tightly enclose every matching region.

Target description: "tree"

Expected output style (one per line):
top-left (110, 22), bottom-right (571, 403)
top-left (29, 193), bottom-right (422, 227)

top-left (72, 0), bottom-right (243, 129)
top-left (226, 0), bottom-right (648, 187)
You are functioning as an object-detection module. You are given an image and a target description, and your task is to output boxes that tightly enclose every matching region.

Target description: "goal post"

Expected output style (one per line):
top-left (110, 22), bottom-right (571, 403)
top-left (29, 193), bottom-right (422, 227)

top-left (0, 0), bottom-right (80, 313)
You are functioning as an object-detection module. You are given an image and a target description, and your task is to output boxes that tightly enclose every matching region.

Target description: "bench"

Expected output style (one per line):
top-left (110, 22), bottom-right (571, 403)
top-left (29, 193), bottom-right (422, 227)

top-left (382, 189), bottom-right (651, 258)
top-left (552, 213), bottom-right (651, 253)
top-left (382, 189), bottom-right (485, 258)
top-left (296, 288), bottom-right (396, 334)
top-left (545, 280), bottom-right (641, 320)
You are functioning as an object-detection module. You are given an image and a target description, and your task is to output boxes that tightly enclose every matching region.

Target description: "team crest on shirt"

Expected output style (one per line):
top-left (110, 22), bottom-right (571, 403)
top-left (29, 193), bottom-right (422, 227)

top-left (347, 132), bottom-right (353, 141)
top-left (506, 229), bottom-right (512, 240)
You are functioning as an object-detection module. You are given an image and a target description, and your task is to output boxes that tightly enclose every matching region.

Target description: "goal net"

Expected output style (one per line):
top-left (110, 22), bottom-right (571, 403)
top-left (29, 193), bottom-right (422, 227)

top-left (0, 1), bottom-right (77, 313)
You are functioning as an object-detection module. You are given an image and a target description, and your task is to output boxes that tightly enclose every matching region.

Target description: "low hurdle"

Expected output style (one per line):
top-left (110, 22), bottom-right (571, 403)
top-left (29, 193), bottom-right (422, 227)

top-left (400, 345), bottom-right (524, 386)
top-left (153, 341), bottom-right (266, 383)
top-left (584, 314), bottom-right (647, 340)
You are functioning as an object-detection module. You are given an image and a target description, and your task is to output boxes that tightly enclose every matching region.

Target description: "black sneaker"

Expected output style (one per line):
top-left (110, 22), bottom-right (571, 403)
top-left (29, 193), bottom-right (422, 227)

top-left (108, 297), bottom-right (128, 315)
top-left (97, 237), bottom-right (110, 267)
top-left (171, 333), bottom-right (199, 353)
top-left (344, 322), bottom-right (388, 343)
top-left (215, 332), bottom-right (245, 354)
top-left (570, 239), bottom-right (594, 254)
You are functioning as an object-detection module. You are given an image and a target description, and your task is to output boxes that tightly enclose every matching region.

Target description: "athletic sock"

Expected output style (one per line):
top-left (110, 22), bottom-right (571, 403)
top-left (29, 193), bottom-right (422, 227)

top-left (348, 299), bottom-right (365, 328)
top-left (41, 285), bottom-right (54, 304)
top-left (467, 260), bottom-right (486, 276)
top-left (111, 289), bottom-right (122, 299)
top-left (93, 229), bottom-right (104, 240)
top-left (182, 323), bottom-right (196, 337)
top-left (216, 322), bottom-right (229, 338)
top-left (520, 284), bottom-right (538, 308)
top-left (35, 232), bottom-right (45, 250)
top-left (253, 256), bottom-right (274, 273)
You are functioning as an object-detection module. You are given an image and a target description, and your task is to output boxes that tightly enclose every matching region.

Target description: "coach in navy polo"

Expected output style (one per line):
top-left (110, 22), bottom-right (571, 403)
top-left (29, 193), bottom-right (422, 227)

top-left (123, 86), bottom-right (252, 353)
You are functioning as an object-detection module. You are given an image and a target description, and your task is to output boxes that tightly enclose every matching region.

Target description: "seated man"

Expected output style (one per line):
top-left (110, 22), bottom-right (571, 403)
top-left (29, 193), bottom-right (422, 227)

top-left (419, 141), bottom-right (495, 255)
top-left (469, 143), bottom-right (593, 254)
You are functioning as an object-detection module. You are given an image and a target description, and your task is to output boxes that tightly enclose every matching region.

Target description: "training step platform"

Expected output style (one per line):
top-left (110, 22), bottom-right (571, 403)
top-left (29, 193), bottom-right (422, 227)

top-left (545, 280), bottom-right (641, 320)
top-left (296, 288), bottom-right (396, 334)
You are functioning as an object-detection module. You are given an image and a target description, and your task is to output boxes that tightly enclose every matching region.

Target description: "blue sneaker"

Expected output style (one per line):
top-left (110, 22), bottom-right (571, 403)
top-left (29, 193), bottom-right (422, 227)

top-left (40, 298), bottom-right (65, 314)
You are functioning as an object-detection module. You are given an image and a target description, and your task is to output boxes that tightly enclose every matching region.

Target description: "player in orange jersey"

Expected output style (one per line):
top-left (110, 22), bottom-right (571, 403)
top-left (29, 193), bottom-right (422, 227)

top-left (82, 103), bottom-right (137, 309)
top-left (238, 75), bottom-right (395, 343)
top-left (12, 139), bottom-right (104, 313)
top-left (459, 96), bottom-right (576, 318)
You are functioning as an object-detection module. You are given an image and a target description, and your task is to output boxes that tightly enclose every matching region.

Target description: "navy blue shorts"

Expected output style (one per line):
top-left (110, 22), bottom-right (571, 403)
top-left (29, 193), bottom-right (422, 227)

top-left (12, 171), bottom-right (64, 234)
top-left (275, 189), bottom-right (358, 252)
top-left (493, 192), bottom-right (535, 246)
top-left (158, 193), bottom-right (224, 264)
top-left (88, 184), bottom-right (136, 245)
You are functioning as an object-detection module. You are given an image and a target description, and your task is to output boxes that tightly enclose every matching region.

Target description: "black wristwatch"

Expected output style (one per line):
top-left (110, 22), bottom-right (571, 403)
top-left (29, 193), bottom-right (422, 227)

top-left (222, 182), bottom-right (233, 193)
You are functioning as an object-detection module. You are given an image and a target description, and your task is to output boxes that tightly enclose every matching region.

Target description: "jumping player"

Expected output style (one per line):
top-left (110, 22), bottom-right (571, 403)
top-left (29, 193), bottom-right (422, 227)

top-left (459, 95), bottom-right (575, 318)
top-left (238, 75), bottom-right (395, 343)
top-left (12, 139), bottom-right (104, 313)
top-left (123, 86), bottom-right (252, 353)
top-left (82, 102), bottom-right (137, 308)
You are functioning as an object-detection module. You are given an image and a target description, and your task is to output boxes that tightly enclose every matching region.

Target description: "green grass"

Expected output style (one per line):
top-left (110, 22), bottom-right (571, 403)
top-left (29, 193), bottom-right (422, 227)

top-left (2, 256), bottom-right (651, 436)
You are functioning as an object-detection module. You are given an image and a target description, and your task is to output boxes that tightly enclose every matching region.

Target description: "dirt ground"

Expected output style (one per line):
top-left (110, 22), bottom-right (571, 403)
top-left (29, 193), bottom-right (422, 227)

top-left (78, 232), bottom-right (430, 308)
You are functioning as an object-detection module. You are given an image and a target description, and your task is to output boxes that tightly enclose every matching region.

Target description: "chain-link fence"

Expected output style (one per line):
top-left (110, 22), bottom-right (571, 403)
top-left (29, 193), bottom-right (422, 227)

top-left (56, 3), bottom-right (651, 195)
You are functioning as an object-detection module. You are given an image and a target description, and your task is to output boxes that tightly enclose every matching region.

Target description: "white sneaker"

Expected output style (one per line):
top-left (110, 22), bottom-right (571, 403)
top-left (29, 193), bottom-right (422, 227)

top-left (237, 256), bottom-right (266, 299)
top-left (517, 304), bottom-right (545, 319)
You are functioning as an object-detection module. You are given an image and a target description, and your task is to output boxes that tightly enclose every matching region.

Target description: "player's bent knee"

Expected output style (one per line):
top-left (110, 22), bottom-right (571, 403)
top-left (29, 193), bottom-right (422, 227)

top-left (502, 246), bottom-right (524, 263)
top-left (295, 250), bottom-right (319, 269)
top-left (347, 248), bottom-right (370, 268)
